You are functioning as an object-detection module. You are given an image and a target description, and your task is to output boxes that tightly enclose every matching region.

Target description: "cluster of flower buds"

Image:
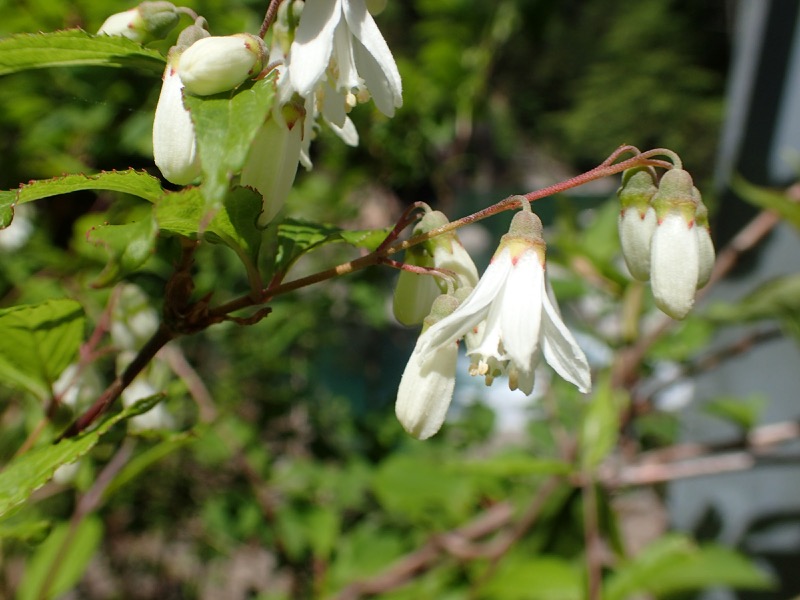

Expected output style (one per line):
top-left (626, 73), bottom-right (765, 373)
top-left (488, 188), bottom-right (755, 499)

top-left (617, 167), bottom-right (715, 320)
top-left (98, 0), bottom-right (403, 227)
top-left (394, 201), bottom-right (592, 439)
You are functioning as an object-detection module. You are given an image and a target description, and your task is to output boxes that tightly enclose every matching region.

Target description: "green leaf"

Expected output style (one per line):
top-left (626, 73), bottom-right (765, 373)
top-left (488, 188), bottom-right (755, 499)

top-left (580, 377), bottom-right (628, 470)
top-left (733, 175), bottom-right (800, 230)
top-left (184, 75), bottom-right (277, 211)
top-left (604, 534), bottom-right (774, 600)
top-left (0, 170), bottom-right (164, 228)
top-left (0, 519), bottom-right (51, 543)
top-left (155, 186), bottom-right (263, 277)
top-left (86, 216), bottom-right (159, 287)
top-left (0, 395), bottom-right (163, 521)
top-left (17, 516), bottom-right (104, 600)
top-left (703, 395), bottom-right (766, 431)
top-left (0, 30), bottom-right (165, 76)
top-left (454, 454), bottom-right (572, 478)
top-left (0, 299), bottom-right (85, 400)
top-left (275, 218), bottom-right (391, 273)
top-left (708, 274), bottom-right (800, 324)
top-left (481, 556), bottom-right (582, 600)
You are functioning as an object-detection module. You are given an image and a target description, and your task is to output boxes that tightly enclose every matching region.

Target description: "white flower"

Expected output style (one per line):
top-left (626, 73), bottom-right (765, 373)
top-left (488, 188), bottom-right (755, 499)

top-left (153, 55), bottom-right (201, 185)
top-left (177, 34), bottom-right (267, 96)
top-left (617, 168), bottom-right (658, 281)
top-left (122, 379), bottom-right (173, 432)
top-left (649, 169), bottom-right (715, 320)
top-left (97, 2), bottom-right (180, 43)
top-left (393, 210), bottom-right (479, 326)
top-left (289, 0), bottom-right (402, 117)
top-left (395, 295), bottom-right (459, 439)
top-left (417, 210), bottom-right (592, 397)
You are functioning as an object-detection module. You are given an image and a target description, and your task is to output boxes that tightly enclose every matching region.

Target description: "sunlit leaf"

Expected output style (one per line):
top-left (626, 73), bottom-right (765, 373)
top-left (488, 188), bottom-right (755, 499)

top-left (481, 556), bottom-right (582, 600)
top-left (87, 216), bottom-right (158, 287)
top-left (580, 377), bottom-right (628, 470)
top-left (0, 30), bottom-right (165, 76)
top-left (733, 175), bottom-right (800, 230)
top-left (0, 395), bottom-right (164, 520)
top-left (0, 299), bottom-right (84, 400)
top-left (184, 75), bottom-right (277, 211)
top-left (274, 218), bottom-right (391, 273)
top-left (604, 534), bottom-right (774, 600)
top-left (703, 395), bottom-right (766, 431)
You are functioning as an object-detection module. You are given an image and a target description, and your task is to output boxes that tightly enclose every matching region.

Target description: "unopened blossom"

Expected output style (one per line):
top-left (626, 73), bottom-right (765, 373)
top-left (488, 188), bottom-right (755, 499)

top-left (393, 210), bottom-right (479, 326)
top-left (97, 2), bottom-right (179, 43)
top-left (178, 34), bottom-right (267, 96)
top-left (649, 169), bottom-right (715, 320)
top-left (289, 0), bottom-right (403, 117)
top-left (395, 294), bottom-right (460, 440)
top-left (617, 167), bottom-right (658, 281)
top-left (416, 208), bottom-right (592, 398)
top-left (152, 25), bottom-right (208, 185)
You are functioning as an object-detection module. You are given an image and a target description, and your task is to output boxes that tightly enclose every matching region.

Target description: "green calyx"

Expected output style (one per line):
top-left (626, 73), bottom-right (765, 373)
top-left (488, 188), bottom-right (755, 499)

top-left (618, 167), bottom-right (657, 211)
top-left (138, 2), bottom-right (181, 39)
top-left (652, 168), bottom-right (698, 221)
top-left (422, 294), bottom-right (461, 331)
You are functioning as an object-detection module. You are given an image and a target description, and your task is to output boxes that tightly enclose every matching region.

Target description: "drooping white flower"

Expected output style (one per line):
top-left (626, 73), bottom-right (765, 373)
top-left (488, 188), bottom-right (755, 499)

top-left (288, 0), bottom-right (402, 117)
top-left (122, 378), bottom-right (173, 432)
top-left (416, 209), bottom-right (592, 397)
top-left (649, 169), bottom-right (714, 320)
top-left (395, 295), bottom-right (460, 440)
top-left (393, 210), bottom-right (479, 326)
top-left (177, 34), bottom-right (267, 96)
top-left (617, 167), bottom-right (658, 281)
top-left (97, 2), bottom-right (180, 44)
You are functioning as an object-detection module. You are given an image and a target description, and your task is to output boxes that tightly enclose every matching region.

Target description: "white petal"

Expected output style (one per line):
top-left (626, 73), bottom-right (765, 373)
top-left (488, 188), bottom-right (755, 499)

top-left (395, 337), bottom-right (458, 439)
top-left (541, 294), bottom-right (591, 393)
top-left (500, 252), bottom-right (544, 370)
top-left (343, 0), bottom-right (402, 114)
top-left (650, 214), bottom-right (700, 319)
top-left (695, 226), bottom-right (715, 289)
top-left (241, 118), bottom-right (303, 227)
top-left (326, 115), bottom-right (359, 146)
top-left (618, 206), bottom-right (656, 281)
top-left (332, 19), bottom-right (361, 91)
top-left (418, 249), bottom-right (513, 355)
top-left (153, 65), bottom-right (201, 185)
top-left (290, 0), bottom-right (342, 97)
top-left (321, 79), bottom-right (348, 127)
top-left (432, 242), bottom-right (479, 290)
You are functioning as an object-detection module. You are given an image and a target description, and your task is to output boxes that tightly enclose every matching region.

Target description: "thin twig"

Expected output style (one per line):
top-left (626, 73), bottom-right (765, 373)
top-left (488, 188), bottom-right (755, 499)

top-left (259, 0), bottom-right (284, 39)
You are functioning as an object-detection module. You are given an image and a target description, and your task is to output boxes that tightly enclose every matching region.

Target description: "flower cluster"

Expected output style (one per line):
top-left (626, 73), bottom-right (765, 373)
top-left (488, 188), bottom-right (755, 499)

top-left (395, 204), bottom-right (592, 440)
top-left (99, 0), bottom-right (403, 226)
top-left (617, 167), bottom-right (715, 319)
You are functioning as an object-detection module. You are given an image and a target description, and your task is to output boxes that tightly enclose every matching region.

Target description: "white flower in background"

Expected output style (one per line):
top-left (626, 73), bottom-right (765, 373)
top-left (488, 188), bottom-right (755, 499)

top-left (393, 210), bottom-right (479, 326)
top-left (395, 295), bottom-right (460, 440)
top-left (649, 169), bottom-right (715, 320)
top-left (288, 0), bottom-right (403, 117)
top-left (617, 167), bottom-right (658, 281)
top-left (0, 204), bottom-right (34, 251)
top-left (122, 378), bottom-right (174, 432)
top-left (416, 209), bottom-right (592, 397)
top-left (97, 2), bottom-right (180, 44)
top-left (177, 34), bottom-right (267, 96)
top-left (111, 284), bottom-right (159, 351)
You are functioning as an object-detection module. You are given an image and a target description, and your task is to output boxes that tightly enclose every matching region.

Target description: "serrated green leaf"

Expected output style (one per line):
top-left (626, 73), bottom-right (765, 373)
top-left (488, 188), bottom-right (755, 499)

top-left (17, 516), bottom-right (103, 600)
top-left (0, 170), bottom-right (164, 229)
top-left (275, 218), bottom-right (391, 273)
top-left (155, 186), bottom-right (263, 277)
top-left (604, 534), bottom-right (774, 600)
top-left (581, 377), bottom-right (628, 470)
top-left (0, 300), bottom-right (84, 400)
top-left (0, 30), bottom-right (165, 76)
top-left (86, 216), bottom-right (158, 287)
top-left (184, 75), bottom-right (277, 211)
top-left (733, 175), bottom-right (800, 230)
top-left (0, 396), bottom-right (162, 520)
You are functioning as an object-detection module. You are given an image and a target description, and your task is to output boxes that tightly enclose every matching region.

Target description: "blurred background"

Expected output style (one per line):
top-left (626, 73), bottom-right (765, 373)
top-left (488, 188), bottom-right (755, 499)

top-left (3, 0), bottom-right (800, 598)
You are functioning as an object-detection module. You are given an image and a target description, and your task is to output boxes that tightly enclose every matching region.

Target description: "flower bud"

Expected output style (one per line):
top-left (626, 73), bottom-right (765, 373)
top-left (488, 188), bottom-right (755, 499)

top-left (97, 2), bottom-right (180, 44)
top-left (693, 190), bottom-right (715, 289)
top-left (178, 34), bottom-right (268, 96)
top-left (617, 167), bottom-right (658, 281)
top-left (392, 211), bottom-right (479, 326)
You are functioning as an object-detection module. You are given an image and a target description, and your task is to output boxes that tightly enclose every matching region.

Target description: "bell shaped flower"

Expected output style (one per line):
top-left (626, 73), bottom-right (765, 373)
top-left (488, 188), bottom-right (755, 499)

top-left (393, 210), bottom-right (479, 326)
top-left (241, 98), bottom-right (305, 227)
top-left (650, 169), bottom-right (715, 320)
top-left (152, 25), bottom-right (209, 185)
top-left (416, 208), bottom-right (592, 397)
top-left (177, 34), bottom-right (267, 96)
top-left (288, 0), bottom-right (403, 117)
top-left (617, 167), bottom-right (658, 281)
top-left (97, 2), bottom-right (180, 44)
top-left (395, 294), bottom-right (460, 440)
